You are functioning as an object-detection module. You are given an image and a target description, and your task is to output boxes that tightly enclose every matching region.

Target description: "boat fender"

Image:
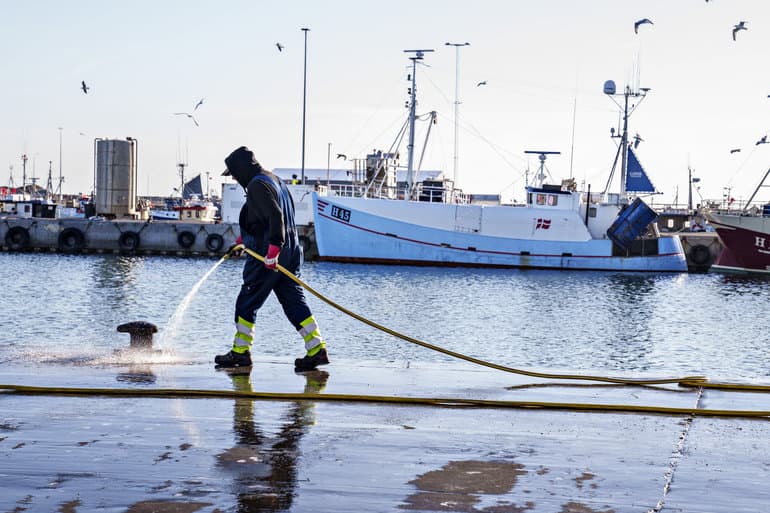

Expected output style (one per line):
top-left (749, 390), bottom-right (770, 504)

top-left (5, 226), bottom-right (30, 251)
top-left (177, 230), bottom-right (196, 249)
top-left (58, 227), bottom-right (86, 253)
top-left (689, 244), bottom-right (711, 266)
top-left (205, 233), bottom-right (225, 252)
top-left (118, 231), bottom-right (141, 252)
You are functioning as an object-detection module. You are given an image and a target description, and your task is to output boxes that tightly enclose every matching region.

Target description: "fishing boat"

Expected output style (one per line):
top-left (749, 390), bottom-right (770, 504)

top-left (706, 167), bottom-right (770, 275)
top-left (149, 169), bottom-right (218, 222)
top-left (311, 51), bottom-right (687, 272)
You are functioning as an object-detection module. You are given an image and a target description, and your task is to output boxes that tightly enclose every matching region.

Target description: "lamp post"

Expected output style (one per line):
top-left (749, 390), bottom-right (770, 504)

top-left (445, 42), bottom-right (469, 189)
top-left (301, 27), bottom-right (310, 185)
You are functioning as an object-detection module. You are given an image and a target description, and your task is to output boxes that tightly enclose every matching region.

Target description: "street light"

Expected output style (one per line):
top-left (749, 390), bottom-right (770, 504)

top-left (445, 42), bottom-right (470, 188)
top-left (301, 27), bottom-right (310, 185)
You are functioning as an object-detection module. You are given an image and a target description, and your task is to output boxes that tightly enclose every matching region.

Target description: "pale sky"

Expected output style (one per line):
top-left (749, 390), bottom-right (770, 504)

top-left (2, 0), bottom-right (769, 205)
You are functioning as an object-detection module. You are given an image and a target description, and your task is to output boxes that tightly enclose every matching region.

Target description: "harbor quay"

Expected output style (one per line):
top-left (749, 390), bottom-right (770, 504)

top-left (1, 357), bottom-right (769, 512)
top-left (0, 217), bottom-right (321, 259)
top-left (0, 216), bottom-right (238, 256)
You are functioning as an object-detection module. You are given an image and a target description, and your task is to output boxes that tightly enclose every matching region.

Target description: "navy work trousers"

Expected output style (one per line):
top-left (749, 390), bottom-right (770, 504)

top-left (234, 235), bottom-right (312, 331)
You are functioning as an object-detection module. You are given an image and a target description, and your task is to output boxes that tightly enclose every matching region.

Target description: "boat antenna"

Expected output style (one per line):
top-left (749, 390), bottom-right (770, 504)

top-left (603, 79), bottom-right (649, 202)
top-left (569, 96), bottom-right (577, 178)
top-left (404, 48), bottom-right (434, 200)
top-left (524, 150), bottom-right (560, 188)
top-left (445, 42), bottom-right (470, 189)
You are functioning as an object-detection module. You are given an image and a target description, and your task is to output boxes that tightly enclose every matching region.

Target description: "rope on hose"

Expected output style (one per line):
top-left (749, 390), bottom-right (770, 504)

top-left (236, 246), bottom-right (708, 387)
top-left (1, 383), bottom-right (768, 418)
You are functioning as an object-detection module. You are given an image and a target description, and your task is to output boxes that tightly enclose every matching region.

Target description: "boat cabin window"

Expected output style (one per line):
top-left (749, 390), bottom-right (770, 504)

top-left (588, 207), bottom-right (597, 218)
top-left (532, 193), bottom-right (558, 206)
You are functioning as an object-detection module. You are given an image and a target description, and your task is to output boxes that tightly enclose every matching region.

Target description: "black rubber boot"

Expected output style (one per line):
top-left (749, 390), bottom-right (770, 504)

top-left (214, 350), bottom-right (252, 368)
top-left (294, 348), bottom-right (330, 372)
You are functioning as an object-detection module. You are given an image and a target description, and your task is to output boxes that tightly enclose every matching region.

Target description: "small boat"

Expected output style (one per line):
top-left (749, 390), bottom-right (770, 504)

top-left (706, 167), bottom-right (770, 275)
top-left (311, 52), bottom-right (687, 272)
top-left (150, 170), bottom-right (218, 223)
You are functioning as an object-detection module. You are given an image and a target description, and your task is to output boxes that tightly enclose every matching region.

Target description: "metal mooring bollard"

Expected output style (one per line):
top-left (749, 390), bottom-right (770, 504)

top-left (117, 321), bottom-right (159, 349)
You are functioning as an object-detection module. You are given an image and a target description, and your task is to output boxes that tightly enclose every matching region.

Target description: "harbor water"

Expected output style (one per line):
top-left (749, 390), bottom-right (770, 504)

top-left (2, 252), bottom-right (768, 384)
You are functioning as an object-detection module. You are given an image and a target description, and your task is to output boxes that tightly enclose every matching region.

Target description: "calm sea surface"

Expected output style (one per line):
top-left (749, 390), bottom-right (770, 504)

top-left (1, 252), bottom-right (768, 383)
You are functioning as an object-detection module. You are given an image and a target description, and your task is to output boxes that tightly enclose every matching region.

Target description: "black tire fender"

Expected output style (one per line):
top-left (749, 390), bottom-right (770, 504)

top-left (205, 233), bottom-right (225, 252)
top-left (177, 230), bottom-right (196, 249)
top-left (118, 230), bottom-right (141, 252)
top-left (689, 244), bottom-right (711, 266)
top-left (5, 226), bottom-right (30, 251)
top-left (58, 227), bottom-right (86, 253)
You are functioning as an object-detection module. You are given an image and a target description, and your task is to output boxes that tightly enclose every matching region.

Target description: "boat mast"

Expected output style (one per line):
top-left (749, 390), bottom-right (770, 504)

top-left (604, 81), bottom-right (649, 203)
top-left (404, 49), bottom-right (433, 200)
top-left (743, 166), bottom-right (770, 212)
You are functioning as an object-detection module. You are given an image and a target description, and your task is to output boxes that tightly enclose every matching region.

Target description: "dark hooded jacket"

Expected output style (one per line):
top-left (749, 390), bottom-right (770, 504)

top-left (224, 146), bottom-right (287, 247)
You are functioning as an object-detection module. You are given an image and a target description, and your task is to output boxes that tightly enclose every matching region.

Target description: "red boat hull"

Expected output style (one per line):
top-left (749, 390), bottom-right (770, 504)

top-left (708, 213), bottom-right (770, 274)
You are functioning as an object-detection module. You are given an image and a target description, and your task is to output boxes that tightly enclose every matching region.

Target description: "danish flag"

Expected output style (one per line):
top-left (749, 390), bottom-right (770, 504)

top-left (536, 218), bottom-right (551, 229)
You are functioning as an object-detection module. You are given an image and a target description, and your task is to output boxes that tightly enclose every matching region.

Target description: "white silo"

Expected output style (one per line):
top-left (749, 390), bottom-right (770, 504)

top-left (94, 138), bottom-right (137, 218)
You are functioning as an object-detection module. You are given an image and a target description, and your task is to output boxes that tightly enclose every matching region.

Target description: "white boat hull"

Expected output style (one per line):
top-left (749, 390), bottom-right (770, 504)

top-left (313, 194), bottom-right (687, 272)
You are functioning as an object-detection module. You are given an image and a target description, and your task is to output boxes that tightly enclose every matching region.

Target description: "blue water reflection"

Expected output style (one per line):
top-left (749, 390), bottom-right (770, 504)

top-left (2, 253), bottom-right (768, 381)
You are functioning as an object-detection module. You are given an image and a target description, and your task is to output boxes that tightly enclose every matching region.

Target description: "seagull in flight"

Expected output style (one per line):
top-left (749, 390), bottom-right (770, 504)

top-left (174, 112), bottom-right (199, 127)
top-left (730, 148), bottom-right (741, 154)
top-left (276, 42), bottom-right (284, 52)
top-left (194, 98), bottom-right (204, 110)
top-left (336, 153), bottom-right (347, 160)
top-left (81, 81), bottom-right (89, 94)
top-left (756, 135), bottom-right (767, 145)
top-left (733, 21), bottom-right (748, 40)
top-left (634, 18), bottom-right (653, 34)
top-left (476, 80), bottom-right (487, 87)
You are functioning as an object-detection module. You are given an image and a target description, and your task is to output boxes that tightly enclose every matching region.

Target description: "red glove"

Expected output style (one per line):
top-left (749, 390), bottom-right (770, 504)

top-left (265, 244), bottom-right (281, 270)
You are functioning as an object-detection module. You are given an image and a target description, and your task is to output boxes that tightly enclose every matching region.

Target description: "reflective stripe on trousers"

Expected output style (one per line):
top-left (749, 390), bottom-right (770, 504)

top-left (232, 316), bottom-right (254, 353)
top-left (299, 315), bottom-right (325, 355)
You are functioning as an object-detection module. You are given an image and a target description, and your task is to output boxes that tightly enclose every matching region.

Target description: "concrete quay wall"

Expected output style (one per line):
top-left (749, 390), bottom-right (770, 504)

top-left (0, 217), bottom-right (239, 256)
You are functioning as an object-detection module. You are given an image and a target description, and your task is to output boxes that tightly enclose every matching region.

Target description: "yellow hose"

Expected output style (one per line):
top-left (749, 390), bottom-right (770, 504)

top-left (1, 383), bottom-right (768, 418)
top-left (239, 246), bottom-right (710, 387)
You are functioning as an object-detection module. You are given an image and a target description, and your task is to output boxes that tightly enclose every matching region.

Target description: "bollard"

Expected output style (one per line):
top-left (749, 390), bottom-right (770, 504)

top-left (117, 321), bottom-right (158, 350)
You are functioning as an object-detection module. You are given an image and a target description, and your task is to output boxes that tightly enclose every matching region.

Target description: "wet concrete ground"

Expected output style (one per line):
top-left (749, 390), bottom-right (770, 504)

top-left (2, 355), bottom-right (770, 513)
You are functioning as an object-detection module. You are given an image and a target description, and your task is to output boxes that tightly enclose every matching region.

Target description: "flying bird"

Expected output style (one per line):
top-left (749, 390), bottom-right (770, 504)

top-left (730, 148), bottom-right (741, 154)
top-left (174, 112), bottom-right (199, 127)
top-left (733, 21), bottom-right (748, 41)
top-left (634, 18), bottom-right (653, 34)
top-left (81, 81), bottom-right (89, 94)
top-left (276, 42), bottom-right (284, 52)
top-left (194, 98), bottom-right (204, 110)
top-left (336, 153), bottom-right (347, 160)
top-left (476, 80), bottom-right (487, 87)
top-left (756, 135), bottom-right (767, 145)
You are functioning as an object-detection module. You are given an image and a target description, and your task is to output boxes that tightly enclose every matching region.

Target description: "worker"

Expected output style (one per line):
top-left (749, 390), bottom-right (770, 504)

top-left (216, 146), bottom-right (329, 372)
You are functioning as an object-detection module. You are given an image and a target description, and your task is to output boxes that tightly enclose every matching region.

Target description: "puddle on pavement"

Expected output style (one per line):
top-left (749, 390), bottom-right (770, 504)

top-left (124, 501), bottom-right (212, 513)
top-left (400, 460), bottom-right (527, 512)
top-left (401, 460), bottom-right (615, 513)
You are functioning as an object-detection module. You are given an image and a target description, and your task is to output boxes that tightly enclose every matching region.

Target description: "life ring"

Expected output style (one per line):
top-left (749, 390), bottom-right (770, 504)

top-left (118, 231), bottom-right (141, 252)
top-left (58, 227), bottom-right (86, 253)
top-left (177, 230), bottom-right (196, 249)
top-left (689, 244), bottom-right (711, 266)
top-left (5, 226), bottom-right (30, 251)
top-left (205, 233), bottom-right (225, 252)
